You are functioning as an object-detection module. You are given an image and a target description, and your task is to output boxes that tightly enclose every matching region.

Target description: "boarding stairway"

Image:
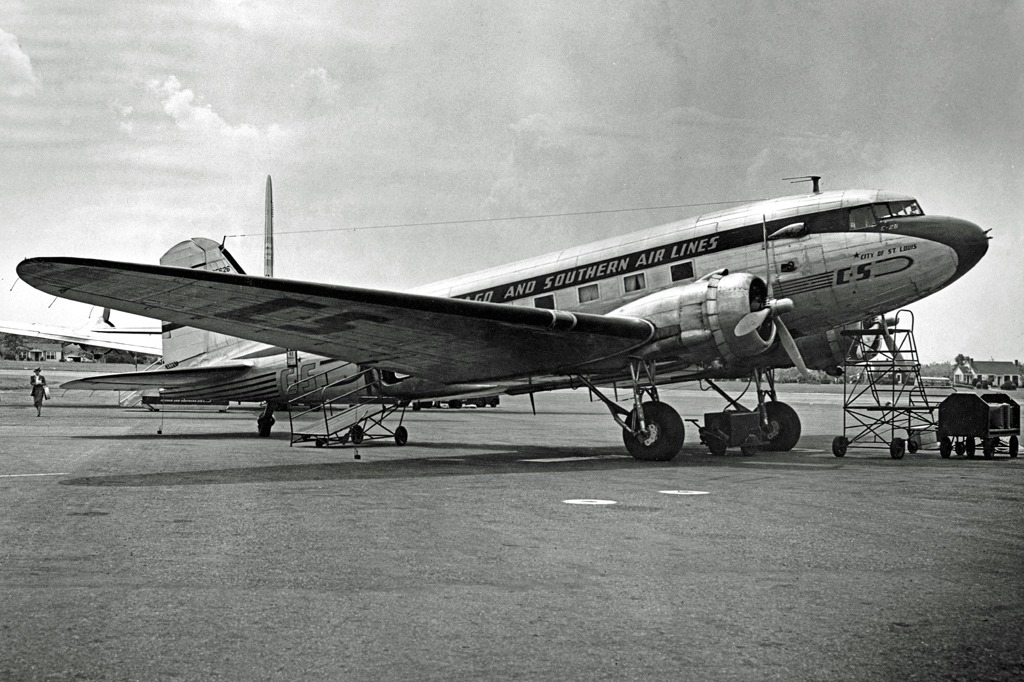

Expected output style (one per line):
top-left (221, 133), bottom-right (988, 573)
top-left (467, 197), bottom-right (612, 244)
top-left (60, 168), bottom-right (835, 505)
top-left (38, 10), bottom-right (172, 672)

top-left (832, 309), bottom-right (953, 459)
top-left (287, 366), bottom-right (409, 448)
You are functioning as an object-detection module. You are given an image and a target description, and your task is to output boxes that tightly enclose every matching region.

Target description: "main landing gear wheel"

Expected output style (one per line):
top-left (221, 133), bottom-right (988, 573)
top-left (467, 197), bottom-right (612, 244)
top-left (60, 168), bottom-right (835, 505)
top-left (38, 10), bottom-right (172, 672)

top-left (761, 401), bottom-right (801, 452)
top-left (621, 402), bottom-right (684, 462)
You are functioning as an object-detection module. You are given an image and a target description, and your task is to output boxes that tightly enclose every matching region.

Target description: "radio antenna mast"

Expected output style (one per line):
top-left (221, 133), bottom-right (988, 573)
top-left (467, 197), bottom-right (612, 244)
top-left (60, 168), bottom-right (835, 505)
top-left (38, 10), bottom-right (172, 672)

top-left (783, 175), bottom-right (822, 194)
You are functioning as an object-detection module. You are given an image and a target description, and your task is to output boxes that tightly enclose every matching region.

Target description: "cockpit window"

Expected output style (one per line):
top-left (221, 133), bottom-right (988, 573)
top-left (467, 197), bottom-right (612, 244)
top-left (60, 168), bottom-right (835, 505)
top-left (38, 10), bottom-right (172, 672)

top-left (873, 200), bottom-right (923, 220)
top-left (849, 206), bottom-right (876, 230)
top-left (849, 200), bottom-right (923, 230)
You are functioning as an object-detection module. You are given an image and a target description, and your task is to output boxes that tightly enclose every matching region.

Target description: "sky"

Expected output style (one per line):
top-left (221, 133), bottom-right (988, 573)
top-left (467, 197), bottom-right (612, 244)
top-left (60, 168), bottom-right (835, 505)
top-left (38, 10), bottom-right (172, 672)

top-left (1, 0), bottom-right (1021, 364)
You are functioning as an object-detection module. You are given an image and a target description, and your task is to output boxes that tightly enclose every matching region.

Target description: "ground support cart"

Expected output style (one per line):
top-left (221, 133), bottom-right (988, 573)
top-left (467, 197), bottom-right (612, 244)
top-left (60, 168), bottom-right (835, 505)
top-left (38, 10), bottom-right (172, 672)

top-left (690, 410), bottom-right (762, 456)
top-left (936, 393), bottom-right (1019, 459)
top-left (832, 310), bottom-right (945, 459)
top-left (684, 372), bottom-right (789, 456)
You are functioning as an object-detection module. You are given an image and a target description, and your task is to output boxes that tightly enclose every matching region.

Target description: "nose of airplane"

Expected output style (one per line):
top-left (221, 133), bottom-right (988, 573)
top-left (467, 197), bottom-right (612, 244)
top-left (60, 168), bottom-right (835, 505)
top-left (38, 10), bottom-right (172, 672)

top-left (929, 217), bottom-right (989, 284)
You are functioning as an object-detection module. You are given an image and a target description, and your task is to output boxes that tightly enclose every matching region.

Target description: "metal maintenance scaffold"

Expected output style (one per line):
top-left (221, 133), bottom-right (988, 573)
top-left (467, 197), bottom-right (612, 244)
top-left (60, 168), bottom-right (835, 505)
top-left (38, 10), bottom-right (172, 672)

top-left (832, 310), bottom-right (944, 459)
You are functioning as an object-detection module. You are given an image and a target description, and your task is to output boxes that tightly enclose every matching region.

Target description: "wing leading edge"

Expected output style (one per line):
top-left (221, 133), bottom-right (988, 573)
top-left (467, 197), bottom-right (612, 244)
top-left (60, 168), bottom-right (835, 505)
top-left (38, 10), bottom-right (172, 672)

top-left (17, 258), bottom-right (655, 384)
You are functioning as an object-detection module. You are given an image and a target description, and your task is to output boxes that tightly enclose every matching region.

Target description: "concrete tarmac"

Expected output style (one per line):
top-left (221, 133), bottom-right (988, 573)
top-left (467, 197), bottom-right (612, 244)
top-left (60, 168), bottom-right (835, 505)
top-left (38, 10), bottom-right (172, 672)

top-left (1, 382), bottom-right (1022, 681)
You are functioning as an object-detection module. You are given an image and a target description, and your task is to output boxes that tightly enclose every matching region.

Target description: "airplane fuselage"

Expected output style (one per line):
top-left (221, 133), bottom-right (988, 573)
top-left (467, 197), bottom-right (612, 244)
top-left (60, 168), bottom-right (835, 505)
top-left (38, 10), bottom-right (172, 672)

top-left (91, 189), bottom-right (991, 405)
top-left (418, 189), bottom-right (984, 343)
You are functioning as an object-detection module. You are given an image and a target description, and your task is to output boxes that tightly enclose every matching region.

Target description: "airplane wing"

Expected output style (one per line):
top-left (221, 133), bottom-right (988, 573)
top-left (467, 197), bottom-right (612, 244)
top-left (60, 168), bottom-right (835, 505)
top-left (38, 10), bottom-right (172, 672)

top-left (0, 320), bottom-right (162, 355)
top-left (17, 257), bottom-right (655, 383)
top-left (60, 364), bottom-right (253, 391)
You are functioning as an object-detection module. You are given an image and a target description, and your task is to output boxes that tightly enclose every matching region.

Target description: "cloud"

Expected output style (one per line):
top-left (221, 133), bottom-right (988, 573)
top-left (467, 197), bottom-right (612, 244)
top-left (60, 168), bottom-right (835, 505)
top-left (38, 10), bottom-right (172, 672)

top-left (293, 67), bottom-right (341, 110)
top-left (147, 75), bottom-right (260, 140)
top-left (485, 113), bottom-right (593, 215)
top-left (0, 27), bottom-right (38, 96)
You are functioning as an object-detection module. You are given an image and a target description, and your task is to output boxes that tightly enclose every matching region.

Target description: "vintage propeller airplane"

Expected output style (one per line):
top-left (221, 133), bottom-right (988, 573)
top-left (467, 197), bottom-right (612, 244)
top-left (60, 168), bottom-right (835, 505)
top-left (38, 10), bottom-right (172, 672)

top-left (0, 308), bottom-right (162, 357)
top-left (17, 182), bottom-right (989, 460)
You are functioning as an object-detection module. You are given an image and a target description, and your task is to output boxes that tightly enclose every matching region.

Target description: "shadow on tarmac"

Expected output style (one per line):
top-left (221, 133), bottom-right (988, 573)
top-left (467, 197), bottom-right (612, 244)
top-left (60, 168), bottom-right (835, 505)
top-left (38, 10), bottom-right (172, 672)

top-left (58, 442), bottom-right (723, 487)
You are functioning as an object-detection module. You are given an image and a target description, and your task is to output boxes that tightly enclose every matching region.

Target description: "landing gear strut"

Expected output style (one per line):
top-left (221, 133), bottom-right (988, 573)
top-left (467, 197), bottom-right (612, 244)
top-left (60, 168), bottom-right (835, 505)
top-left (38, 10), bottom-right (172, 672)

top-left (578, 360), bottom-right (684, 462)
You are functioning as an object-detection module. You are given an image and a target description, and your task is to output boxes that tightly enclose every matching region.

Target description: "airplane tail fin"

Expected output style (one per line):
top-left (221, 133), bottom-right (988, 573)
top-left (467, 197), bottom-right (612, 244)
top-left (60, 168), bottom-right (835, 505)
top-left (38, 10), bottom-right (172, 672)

top-left (159, 238), bottom-right (248, 365)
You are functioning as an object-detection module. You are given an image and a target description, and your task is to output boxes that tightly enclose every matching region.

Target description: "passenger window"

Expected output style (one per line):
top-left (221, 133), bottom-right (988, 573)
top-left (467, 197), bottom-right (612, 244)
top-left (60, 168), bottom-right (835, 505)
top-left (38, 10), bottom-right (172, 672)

top-left (623, 273), bottom-right (646, 293)
top-left (849, 206), bottom-right (876, 230)
top-left (578, 283), bottom-right (599, 303)
top-left (670, 262), bottom-right (694, 282)
top-left (534, 294), bottom-right (554, 309)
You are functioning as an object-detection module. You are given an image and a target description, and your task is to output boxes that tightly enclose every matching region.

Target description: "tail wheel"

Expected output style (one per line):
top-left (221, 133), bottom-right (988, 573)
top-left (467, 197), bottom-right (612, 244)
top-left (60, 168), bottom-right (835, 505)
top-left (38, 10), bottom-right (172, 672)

top-left (257, 414), bottom-right (275, 438)
top-left (394, 425), bottom-right (409, 446)
top-left (761, 401), bottom-right (801, 452)
top-left (350, 424), bottom-right (364, 445)
top-left (621, 402), bottom-right (684, 462)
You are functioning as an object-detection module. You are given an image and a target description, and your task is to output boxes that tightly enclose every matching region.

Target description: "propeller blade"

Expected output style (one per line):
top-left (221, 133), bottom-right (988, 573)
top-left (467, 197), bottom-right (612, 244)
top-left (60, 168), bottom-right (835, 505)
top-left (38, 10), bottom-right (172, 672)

top-left (776, 318), bottom-right (810, 378)
top-left (735, 308), bottom-right (772, 337)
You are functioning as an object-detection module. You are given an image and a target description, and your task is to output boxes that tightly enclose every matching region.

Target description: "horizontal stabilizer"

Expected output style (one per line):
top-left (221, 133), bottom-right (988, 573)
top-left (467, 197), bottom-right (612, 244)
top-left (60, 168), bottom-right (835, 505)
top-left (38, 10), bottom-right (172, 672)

top-left (60, 363), bottom-right (252, 391)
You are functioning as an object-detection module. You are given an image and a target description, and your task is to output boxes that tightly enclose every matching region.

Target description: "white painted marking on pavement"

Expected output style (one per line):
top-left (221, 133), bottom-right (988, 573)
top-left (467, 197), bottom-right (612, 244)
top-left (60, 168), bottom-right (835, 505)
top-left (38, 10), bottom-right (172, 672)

top-left (563, 499), bottom-right (617, 505)
top-left (659, 490), bottom-right (710, 495)
top-left (0, 472), bottom-right (68, 478)
top-left (738, 462), bottom-right (834, 467)
top-left (523, 456), bottom-right (630, 463)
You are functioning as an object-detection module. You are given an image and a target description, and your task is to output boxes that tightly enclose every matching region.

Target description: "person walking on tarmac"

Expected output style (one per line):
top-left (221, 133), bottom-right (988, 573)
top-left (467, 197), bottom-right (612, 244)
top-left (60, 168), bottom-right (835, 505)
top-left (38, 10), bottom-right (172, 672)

top-left (30, 367), bottom-right (48, 417)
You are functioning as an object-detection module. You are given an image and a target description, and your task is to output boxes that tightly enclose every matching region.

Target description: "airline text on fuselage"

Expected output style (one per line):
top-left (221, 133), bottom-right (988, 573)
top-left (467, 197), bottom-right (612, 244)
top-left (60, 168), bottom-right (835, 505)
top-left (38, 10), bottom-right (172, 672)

top-left (458, 235), bottom-right (721, 303)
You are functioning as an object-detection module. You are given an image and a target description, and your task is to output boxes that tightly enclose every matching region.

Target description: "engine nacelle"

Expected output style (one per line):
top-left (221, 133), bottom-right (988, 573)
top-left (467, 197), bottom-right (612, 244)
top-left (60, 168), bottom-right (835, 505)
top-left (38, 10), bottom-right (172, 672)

top-left (753, 325), bottom-right (856, 375)
top-left (609, 272), bottom-right (775, 366)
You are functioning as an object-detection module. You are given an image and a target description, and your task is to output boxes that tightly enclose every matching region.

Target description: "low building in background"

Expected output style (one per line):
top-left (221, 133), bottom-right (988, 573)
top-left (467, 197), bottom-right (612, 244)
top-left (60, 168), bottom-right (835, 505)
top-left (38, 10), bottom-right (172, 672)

top-left (954, 358), bottom-right (1021, 388)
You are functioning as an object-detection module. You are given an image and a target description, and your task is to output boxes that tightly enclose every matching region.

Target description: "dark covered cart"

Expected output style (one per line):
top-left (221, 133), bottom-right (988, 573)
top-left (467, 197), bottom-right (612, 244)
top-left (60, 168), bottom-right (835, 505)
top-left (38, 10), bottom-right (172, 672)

top-left (936, 393), bottom-right (1019, 459)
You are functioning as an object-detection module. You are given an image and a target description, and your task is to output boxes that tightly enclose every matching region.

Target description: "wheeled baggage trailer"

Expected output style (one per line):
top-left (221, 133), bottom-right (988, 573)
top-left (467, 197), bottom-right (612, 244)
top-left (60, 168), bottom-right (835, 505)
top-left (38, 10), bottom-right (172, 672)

top-left (936, 393), bottom-right (1019, 459)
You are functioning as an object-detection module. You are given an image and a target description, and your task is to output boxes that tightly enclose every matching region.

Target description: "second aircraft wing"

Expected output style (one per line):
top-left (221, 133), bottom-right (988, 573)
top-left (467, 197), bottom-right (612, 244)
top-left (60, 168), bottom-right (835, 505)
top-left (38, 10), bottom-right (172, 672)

top-left (0, 320), bottom-right (162, 355)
